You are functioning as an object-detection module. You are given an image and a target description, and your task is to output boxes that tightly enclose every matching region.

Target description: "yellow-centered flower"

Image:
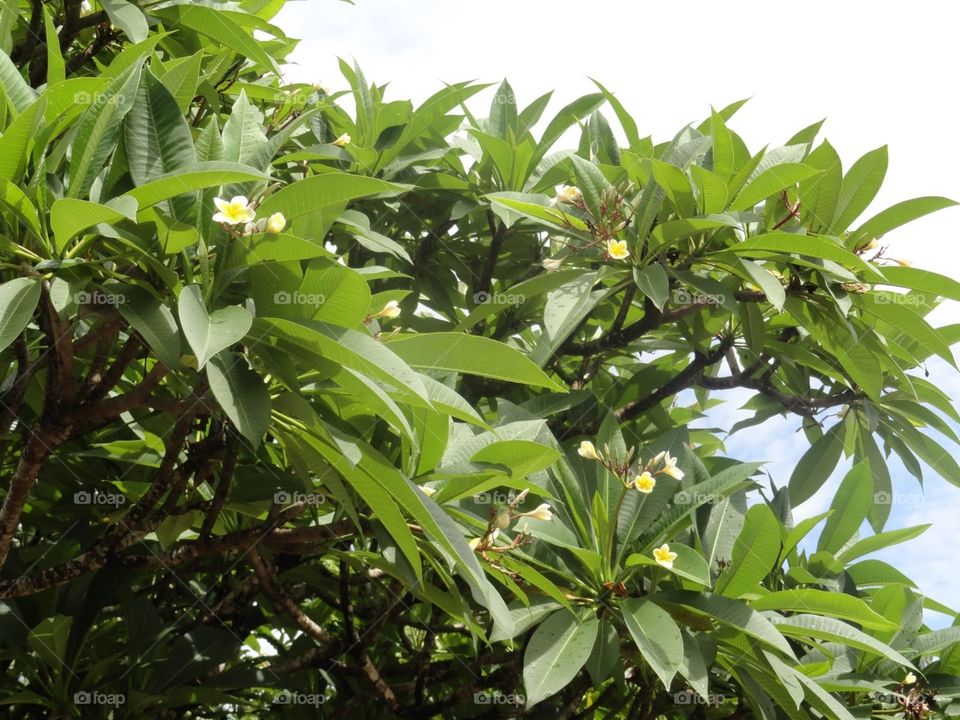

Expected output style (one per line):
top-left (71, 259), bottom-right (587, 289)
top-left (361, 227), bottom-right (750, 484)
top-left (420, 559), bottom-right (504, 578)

top-left (653, 543), bottom-right (677, 569)
top-left (555, 185), bottom-right (582, 205)
top-left (904, 672), bottom-right (917, 685)
top-left (377, 300), bottom-right (401, 319)
top-left (332, 133), bottom-right (351, 147)
top-left (632, 471), bottom-right (656, 494)
top-left (265, 212), bottom-right (286, 234)
top-left (606, 239), bottom-right (629, 260)
top-left (658, 451), bottom-right (684, 480)
top-left (523, 503), bottom-right (553, 521)
top-left (213, 196), bottom-right (255, 225)
top-left (577, 440), bottom-right (600, 461)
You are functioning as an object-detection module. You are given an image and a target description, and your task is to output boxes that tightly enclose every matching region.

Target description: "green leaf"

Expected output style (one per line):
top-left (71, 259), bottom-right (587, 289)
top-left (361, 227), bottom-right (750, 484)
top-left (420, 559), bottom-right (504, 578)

top-left (488, 79), bottom-right (517, 140)
top-left (51, 197), bottom-right (139, 252)
top-left (27, 615), bottom-right (72, 671)
top-left (774, 614), bottom-right (913, 668)
top-left (568, 153), bottom-right (613, 216)
top-left (715, 504), bottom-right (781, 598)
top-left (788, 422), bottom-right (844, 506)
top-left (114, 286), bottom-right (181, 368)
top-left (384, 333), bottom-right (565, 391)
top-left (255, 318), bottom-right (429, 401)
top-left (831, 146), bottom-right (888, 232)
top-left (152, 6), bottom-right (279, 73)
top-left (157, 52), bottom-right (203, 115)
top-left (730, 231), bottom-right (883, 281)
top-left (836, 524), bottom-right (931, 564)
top-left (256, 173), bottom-right (407, 242)
top-left (222, 90), bottom-right (268, 166)
top-left (0, 50), bottom-right (36, 113)
top-left (853, 196), bottom-right (958, 242)
top-left (658, 591), bottom-right (795, 658)
top-left (122, 161), bottom-right (270, 208)
top-left (751, 589), bottom-right (899, 632)
top-left (68, 62), bottom-right (142, 199)
top-left (102, 0), bottom-right (149, 42)
top-left (376, 82), bottom-right (488, 170)
top-left (490, 600), bottom-right (561, 643)
top-left (0, 93), bottom-right (43, 182)
top-left (125, 70), bottom-right (197, 199)
top-left (207, 352), bottom-right (271, 448)
top-left (0, 177), bottom-right (44, 241)
top-left (529, 92), bottom-right (604, 171)
top-left (739, 258), bottom-right (786, 311)
top-left (42, 9), bottom-right (64, 85)
top-left (177, 285), bottom-right (252, 370)
top-left (522, 609), bottom-right (598, 708)
top-left (0, 278), bottom-right (41, 353)
top-left (817, 463), bottom-right (873, 553)
top-left (729, 163), bottom-right (820, 211)
top-left (622, 598), bottom-right (683, 688)
top-left (880, 265), bottom-right (960, 301)
top-left (634, 264), bottom-right (670, 310)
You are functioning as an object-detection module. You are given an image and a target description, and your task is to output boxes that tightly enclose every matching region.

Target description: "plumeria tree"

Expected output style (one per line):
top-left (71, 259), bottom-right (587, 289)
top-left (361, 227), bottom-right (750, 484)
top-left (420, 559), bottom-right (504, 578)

top-left (1, 1), bottom-right (960, 718)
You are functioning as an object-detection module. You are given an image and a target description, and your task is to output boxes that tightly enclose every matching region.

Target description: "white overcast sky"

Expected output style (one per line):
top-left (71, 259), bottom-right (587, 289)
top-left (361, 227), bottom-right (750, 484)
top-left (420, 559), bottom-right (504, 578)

top-left (277, 0), bottom-right (960, 622)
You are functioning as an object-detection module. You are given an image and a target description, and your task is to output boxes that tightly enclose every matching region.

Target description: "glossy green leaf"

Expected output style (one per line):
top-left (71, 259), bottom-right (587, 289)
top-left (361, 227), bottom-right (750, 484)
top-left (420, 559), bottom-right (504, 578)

top-left (177, 285), bottom-right (252, 370)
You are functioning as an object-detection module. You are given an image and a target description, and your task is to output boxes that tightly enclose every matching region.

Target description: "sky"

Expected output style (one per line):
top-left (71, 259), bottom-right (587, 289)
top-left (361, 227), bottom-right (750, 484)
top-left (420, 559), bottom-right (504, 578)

top-left (276, 1), bottom-right (960, 621)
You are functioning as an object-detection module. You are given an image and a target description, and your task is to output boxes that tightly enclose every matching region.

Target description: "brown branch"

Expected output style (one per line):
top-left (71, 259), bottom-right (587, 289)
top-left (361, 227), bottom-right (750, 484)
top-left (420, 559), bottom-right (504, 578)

top-left (85, 334), bottom-right (142, 403)
top-left (617, 337), bottom-right (735, 423)
top-left (0, 510), bottom-right (350, 599)
top-left (199, 433), bottom-right (239, 540)
top-left (0, 336), bottom-right (33, 435)
top-left (0, 422), bottom-right (73, 569)
top-left (40, 282), bottom-right (79, 406)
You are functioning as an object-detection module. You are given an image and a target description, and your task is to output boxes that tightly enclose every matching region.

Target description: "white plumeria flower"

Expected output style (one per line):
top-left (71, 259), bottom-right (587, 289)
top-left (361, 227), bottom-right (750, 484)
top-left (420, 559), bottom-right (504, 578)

top-left (522, 503), bottom-right (552, 521)
top-left (332, 133), bottom-right (351, 147)
top-left (213, 196), bottom-right (256, 225)
top-left (658, 451), bottom-right (684, 480)
top-left (653, 543), bottom-right (677, 569)
top-left (542, 257), bottom-right (564, 272)
top-left (554, 185), bottom-right (582, 205)
top-left (265, 212), bottom-right (286, 234)
top-left (577, 440), bottom-right (601, 461)
top-left (632, 471), bottom-right (656, 494)
top-left (378, 300), bottom-right (401, 319)
top-left (606, 238), bottom-right (629, 260)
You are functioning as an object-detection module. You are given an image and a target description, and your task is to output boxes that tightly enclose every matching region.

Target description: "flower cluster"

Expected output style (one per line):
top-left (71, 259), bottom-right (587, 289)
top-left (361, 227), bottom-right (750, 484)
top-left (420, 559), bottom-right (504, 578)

top-left (577, 441), bottom-right (684, 496)
top-left (467, 488), bottom-right (550, 554)
top-left (577, 441), bottom-right (685, 569)
top-left (213, 195), bottom-right (286, 236)
top-left (549, 184), bottom-right (632, 264)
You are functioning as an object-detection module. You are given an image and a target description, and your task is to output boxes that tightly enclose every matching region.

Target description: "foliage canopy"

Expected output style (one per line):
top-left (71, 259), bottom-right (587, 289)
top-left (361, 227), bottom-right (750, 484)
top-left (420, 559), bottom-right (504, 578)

top-left (1, 1), bottom-right (959, 718)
